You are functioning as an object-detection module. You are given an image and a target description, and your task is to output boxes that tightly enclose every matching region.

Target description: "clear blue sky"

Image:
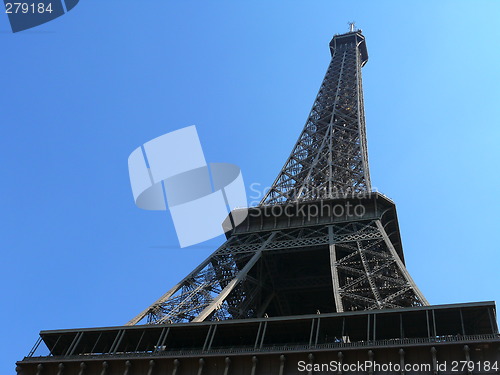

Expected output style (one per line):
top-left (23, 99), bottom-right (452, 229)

top-left (2, 1), bottom-right (499, 371)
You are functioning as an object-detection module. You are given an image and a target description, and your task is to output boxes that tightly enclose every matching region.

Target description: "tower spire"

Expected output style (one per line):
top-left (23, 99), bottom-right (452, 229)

top-left (260, 29), bottom-right (370, 205)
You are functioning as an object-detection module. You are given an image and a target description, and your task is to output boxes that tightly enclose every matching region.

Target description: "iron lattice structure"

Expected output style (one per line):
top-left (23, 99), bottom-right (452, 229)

top-left (261, 30), bottom-right (371, 205)
top-left (127, 28), bottom-right (428, 326)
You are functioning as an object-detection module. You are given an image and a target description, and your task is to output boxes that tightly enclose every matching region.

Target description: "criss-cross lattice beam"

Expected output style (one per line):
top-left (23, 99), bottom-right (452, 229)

top-left (329, 220), bottom-right (429, 312)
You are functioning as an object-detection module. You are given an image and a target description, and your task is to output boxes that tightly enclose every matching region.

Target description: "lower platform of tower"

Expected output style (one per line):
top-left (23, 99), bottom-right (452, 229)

top-left (18, 302), bottom-right (500, 375)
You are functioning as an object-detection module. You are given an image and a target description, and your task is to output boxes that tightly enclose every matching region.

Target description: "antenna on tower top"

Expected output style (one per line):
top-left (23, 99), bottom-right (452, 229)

top-left (348, 22), bottom-right (356, 32)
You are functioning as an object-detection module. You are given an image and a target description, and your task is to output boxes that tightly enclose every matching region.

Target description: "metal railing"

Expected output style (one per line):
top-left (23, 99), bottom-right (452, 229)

top-left (24, 333), bottom-right (500, 362)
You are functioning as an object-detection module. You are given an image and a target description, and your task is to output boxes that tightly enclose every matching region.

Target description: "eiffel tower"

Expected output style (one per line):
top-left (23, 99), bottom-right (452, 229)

top-left (126, 24), bottom-right (428, 326)
top-left (17, 26), bottom-right (499, 375)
